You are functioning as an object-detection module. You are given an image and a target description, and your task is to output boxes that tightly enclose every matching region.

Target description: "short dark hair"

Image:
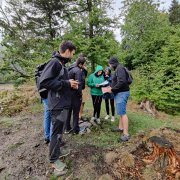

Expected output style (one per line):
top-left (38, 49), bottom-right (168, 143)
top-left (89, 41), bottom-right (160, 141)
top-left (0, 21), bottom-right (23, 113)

top-left (76, 55), bottom-right (86, 66)
top-left (60, 41), bottom-right (76, 53)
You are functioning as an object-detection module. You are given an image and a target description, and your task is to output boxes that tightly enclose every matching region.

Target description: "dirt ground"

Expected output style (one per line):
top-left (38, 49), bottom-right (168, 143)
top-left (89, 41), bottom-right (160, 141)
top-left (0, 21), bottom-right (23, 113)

top-left (0, 85), bottom-right (180, 179)
top-left (0, 112), bottom-right (180, 180)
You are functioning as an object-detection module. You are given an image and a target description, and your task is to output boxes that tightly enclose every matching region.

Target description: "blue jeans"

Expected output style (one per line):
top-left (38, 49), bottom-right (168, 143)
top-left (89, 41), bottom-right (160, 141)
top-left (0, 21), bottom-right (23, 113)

top-left (114, 91), bottom-right (130, 115)
top-left (42, 98), bottom-right (52, 140)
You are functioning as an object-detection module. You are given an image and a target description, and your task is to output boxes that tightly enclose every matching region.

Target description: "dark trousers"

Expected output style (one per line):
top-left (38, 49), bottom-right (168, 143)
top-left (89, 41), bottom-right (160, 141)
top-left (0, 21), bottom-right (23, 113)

top-left (49, 109), bottom-right (69, 163)
top-left (92, 95), bottom-right (102, 118)
top-left (66, 95), bottom-right (82, 133)
top-left (105, 99), bottom-right (115, 116)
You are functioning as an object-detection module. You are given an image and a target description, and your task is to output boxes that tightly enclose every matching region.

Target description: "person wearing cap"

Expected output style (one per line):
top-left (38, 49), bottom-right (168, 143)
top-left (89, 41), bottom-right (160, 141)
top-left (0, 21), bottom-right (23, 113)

top-left (103, 67), bottom-right (115, 122)
top-left (108, 57), bottom-right (130, 142)
top-left (87, 65), bottom-right (105, 125)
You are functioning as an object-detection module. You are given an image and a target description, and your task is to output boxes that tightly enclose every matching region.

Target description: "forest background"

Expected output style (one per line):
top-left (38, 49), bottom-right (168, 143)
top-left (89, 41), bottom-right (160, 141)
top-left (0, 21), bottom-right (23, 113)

top-left (0, 0), bottom-right (179, 114)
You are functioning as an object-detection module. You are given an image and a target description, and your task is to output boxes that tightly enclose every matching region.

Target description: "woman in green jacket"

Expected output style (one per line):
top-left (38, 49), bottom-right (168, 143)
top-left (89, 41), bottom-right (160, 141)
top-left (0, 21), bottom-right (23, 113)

top-left (87, 65), bottom-right (105, 125)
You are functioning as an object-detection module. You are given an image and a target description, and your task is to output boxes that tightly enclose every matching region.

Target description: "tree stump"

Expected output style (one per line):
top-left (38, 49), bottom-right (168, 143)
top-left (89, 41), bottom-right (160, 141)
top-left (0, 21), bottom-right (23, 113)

top-left (143, 136), bottom-right (180, 178)
top-left (140, 98), bottom-right (157, 116)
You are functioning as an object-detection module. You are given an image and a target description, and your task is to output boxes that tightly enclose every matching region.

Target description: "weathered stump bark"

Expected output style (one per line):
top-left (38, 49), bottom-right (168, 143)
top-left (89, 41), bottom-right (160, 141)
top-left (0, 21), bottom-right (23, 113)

top-left (143, 136), bottom-right (180, 178)
top-left (140, 98), bottom-right (157, 116)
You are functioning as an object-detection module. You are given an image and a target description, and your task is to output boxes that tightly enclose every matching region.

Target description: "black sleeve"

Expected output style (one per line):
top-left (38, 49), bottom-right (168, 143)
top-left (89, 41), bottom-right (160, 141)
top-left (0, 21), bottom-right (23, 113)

top-left (40, 59), bottom-right (70, 91)
top-left (111, 66), bottom-right (126, 92)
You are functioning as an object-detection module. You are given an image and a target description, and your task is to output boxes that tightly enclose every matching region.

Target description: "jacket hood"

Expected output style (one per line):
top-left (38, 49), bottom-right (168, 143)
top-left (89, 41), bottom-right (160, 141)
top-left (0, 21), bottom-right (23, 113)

top-left (53, 52), bottom-right (70, 64)
top-left (94, 65), bottom-right (103, 74)
top-left (68, 62), bottom-right (77, 71)
top-left (108, 57), bottom-right (119, 69)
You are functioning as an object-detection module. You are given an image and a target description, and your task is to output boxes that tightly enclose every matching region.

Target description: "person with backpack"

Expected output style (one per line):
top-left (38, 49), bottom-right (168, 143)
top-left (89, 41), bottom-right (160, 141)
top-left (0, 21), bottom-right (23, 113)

top-left (39, 41), bottom-right (78, 174)
top-left (87, 65), bottom-right (105, 125)
top-left (103, 67), bottom-right (115, 122)
top-left (65, 55), bottom-right (86, 134)
top-left (107, 57), bottom-right (131, 142)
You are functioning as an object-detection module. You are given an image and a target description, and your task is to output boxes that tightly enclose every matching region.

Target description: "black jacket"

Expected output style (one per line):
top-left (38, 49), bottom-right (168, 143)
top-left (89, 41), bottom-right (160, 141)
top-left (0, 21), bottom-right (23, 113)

top-left (111, 64), bottom-right (130, 94)
top-left (68, 63), bottom-right (83, 96)
top-left (40, 53), bottom-right (71, 110)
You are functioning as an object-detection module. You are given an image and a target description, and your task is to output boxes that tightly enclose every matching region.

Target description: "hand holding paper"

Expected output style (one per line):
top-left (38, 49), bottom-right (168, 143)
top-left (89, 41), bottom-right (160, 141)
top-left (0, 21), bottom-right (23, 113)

top-left (102, 86), bottom-right (112, 93)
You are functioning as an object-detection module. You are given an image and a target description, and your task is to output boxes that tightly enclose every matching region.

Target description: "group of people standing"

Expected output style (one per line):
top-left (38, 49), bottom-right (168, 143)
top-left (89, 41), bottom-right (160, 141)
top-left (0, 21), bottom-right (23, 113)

top-left (38, 41), bottom-right (131, 174)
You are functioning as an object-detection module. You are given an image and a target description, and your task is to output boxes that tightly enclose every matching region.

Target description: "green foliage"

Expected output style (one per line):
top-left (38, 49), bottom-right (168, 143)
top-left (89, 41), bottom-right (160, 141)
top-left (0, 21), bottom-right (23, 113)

top-left (131, 26), bottom-right (180, 113)
top-left (169, 0), bottom-right (180, 25)
top-left (121, 0), bottom-right (170, 67)
top-left (121, 0), bottom-right (180, 113)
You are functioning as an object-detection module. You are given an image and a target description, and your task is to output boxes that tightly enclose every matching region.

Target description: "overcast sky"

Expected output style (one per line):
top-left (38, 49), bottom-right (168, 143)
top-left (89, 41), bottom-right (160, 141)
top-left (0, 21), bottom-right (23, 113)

top-left (0, 0), bottom-right (177, 42)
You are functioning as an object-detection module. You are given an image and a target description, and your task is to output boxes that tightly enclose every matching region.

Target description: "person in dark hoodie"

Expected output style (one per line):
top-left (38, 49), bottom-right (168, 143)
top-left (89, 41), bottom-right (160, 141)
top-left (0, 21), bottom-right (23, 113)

top-left (103, 67), bottom-right (115, 122)
top-left (40, 41), bottom-right (78, 174)
top-left (65, 55), bottom-right (86, 134)
top-left (108, 57), bottom-right (130, 142)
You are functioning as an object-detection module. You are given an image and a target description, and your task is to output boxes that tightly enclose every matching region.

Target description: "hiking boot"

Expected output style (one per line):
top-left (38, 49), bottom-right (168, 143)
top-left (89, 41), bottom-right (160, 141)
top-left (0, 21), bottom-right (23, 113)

top-left (44, 138), bottom-right (50, 144)
top-left (111, 127), bottom-right (123, 132)
top-left (90, 117), bottom-right (97, 126)
top-left (59, 149), bottom-right (70, 158)
top-left (111, 116), bottom-right (115, 122)
top-left (96, 118), bottom-right (101, 124)
top-left (120, 134), bottom-right (130, 142)
top-left (51, 159), bottom-right (66, 172)
top-left (105, 115), bottom-right (109, 120)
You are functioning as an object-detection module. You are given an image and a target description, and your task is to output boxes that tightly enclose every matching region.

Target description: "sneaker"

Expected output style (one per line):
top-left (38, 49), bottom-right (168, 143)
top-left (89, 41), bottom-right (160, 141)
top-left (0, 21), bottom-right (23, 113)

top-left (64, 128), bottom-right (73, 134)
top-left (51, 159), bottom-right (66, 172)
top-left (105, 115), bottom-right (109, 120)
top-left (111, 116), bottom-right (115, 122)
top-left (79, 126), bottom-right (87, 135)
top-left (111, 127), bottom-right (123, 132)
top-left (90, 117), bottom-right (97, 126)
top-left (59, 149), bottom-right (70, 158)
top-left (120, 134), bottom-right (130, 142)
top-left (96, 118), bottom-right (101, 124)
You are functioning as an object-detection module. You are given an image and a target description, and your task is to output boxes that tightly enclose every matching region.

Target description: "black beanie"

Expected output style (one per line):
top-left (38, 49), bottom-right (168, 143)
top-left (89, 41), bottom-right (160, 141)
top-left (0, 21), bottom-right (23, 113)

top-left (108, 57), bottom-right (119, 65)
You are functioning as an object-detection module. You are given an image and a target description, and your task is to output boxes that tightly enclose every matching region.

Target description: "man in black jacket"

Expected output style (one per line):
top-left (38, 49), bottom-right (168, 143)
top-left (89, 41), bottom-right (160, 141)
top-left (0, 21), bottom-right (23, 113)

top-left (108, 57), bottom-right (130, 142)
top-left (65, 55), bottom-right (86, 134)
top-left (40, 41), bottom-right (78, 173)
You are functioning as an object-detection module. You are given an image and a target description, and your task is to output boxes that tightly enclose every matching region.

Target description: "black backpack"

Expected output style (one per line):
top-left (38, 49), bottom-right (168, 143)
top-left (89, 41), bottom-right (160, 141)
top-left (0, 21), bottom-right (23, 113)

top-left (115, 66), bottom-right (133, 85)
top-left (124, 67), bottom-right (133, 85)
top-left (35, 58), bottom-right (64, 98)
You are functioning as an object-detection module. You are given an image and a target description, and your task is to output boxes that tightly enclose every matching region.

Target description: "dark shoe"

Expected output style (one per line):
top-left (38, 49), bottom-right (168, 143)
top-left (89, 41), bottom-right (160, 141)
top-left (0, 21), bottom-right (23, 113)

top-left (44, 138), bottom-right (50, 144)
top-left (60, 140), bottom-right (66, 147)
top-left (111, 127), bottom-right (123, 132)
top-left (72, 130), bottom-right (80, 135)
top-left (59, 149), bottom-right (70, 158)
top-left (120, 134), bottom-right (130, 142)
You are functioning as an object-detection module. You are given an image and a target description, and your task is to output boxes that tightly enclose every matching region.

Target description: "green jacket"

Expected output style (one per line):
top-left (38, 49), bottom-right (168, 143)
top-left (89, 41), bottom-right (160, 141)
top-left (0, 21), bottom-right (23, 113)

top-left (87, 65), bottom-right (105, 96)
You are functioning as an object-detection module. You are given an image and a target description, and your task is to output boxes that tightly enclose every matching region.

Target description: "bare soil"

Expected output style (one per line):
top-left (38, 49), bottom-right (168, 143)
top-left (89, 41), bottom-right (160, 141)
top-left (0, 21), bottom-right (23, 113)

top-left (0, 85), bottom-right (180, 180)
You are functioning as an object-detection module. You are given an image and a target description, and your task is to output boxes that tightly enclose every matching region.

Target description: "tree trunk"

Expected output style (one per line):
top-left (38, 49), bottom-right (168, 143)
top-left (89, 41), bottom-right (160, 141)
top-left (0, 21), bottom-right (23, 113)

top-left (87, 0), bottom-right (95, 71)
